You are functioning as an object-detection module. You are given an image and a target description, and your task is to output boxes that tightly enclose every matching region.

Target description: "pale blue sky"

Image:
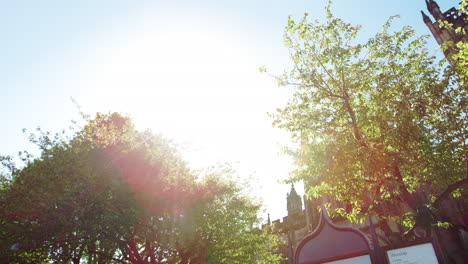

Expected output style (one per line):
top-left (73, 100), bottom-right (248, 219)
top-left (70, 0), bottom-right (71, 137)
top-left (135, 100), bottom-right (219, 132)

top-left (0, 0), bottom-right (459, 221)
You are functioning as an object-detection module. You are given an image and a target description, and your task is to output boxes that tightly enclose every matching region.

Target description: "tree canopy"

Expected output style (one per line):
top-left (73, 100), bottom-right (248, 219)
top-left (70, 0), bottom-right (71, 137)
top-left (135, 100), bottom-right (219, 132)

top-left (269, 2), bottom-right (467, 235)
top-left (0, 112), bottom-right (283, 263)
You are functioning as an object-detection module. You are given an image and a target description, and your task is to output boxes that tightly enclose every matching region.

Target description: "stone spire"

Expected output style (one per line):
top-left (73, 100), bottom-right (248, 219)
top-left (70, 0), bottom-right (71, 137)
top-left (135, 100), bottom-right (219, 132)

top-left (425, 0), bottom-right (443, 21)
top-left (287, 184), bottom-right (303, 216)
top-left (421, 10), bottom-right (432, 25)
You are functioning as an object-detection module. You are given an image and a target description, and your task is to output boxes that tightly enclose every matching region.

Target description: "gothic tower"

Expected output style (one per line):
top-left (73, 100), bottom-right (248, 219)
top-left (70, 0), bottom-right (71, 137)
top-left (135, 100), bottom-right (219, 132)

top-left (287, 184), bottom-right (302, 216)
top-left (421, 0), bottom-right (468, 57)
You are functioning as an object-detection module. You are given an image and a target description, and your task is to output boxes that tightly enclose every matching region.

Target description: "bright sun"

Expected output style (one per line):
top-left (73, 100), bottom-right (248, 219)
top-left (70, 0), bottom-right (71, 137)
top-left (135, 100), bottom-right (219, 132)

top-left (72, 18), bottom-right (295, 220)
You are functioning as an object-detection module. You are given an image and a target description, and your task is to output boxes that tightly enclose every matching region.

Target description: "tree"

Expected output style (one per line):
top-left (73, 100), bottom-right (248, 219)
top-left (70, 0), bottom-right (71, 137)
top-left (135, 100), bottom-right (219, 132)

top-left (0, 112), bottom-right (283, 263)
top-left (268, 1), bottom-right (467, 238)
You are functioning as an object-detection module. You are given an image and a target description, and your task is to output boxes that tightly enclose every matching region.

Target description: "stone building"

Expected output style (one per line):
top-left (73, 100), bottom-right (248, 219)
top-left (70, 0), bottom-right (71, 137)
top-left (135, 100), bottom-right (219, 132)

top-left (421, 0), bottom-right (468, 57)
top-left (262, 184), bottom-right (309, 261)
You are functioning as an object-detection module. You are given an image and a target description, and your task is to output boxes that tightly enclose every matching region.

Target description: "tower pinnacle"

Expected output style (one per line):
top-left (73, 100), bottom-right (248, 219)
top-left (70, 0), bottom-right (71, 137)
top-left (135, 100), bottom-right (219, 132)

top-left (425, 0), bottom-right (443, 21)
top-left (287, 183), bottom-right (303, 216)
top-left (421, 10), bottom-right (432, 25)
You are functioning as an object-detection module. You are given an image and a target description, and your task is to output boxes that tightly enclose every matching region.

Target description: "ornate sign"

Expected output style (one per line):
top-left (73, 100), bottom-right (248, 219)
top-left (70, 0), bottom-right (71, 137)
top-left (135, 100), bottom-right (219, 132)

top-left (294, 206), bottom-right (372, 264)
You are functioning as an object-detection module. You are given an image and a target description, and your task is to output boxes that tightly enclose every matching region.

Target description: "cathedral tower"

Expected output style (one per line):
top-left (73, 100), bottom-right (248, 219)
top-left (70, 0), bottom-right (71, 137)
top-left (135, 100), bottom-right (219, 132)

top-left (287, 184), bottom-right (303, 216)
top-left (421, 0), bottom-right (468, 57)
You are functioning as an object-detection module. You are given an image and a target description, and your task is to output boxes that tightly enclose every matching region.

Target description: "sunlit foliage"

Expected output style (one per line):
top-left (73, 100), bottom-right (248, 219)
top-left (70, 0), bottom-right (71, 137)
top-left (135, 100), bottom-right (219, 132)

top-left (0, 113), bottom-right (283, 263)
top-left (269, 1), bottom-right (467, 233)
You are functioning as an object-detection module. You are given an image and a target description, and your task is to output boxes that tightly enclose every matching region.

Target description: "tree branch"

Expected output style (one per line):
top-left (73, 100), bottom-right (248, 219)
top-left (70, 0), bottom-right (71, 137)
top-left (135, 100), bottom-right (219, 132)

top-left (432, 176), bottom-right (468, 209)
top-left (342, 94), bottom-right (367, 148)
top-left (392, 162), bottom-right (417, 211)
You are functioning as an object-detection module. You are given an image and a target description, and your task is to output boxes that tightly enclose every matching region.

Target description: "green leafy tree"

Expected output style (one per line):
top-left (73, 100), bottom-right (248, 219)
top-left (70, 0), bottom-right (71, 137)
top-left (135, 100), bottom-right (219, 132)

top-left (268, 1), bottom-right (467, 236)
top-left (198, 169), bottom-right (283, 264)
top-left (0, 113), bottom-right (283, 263)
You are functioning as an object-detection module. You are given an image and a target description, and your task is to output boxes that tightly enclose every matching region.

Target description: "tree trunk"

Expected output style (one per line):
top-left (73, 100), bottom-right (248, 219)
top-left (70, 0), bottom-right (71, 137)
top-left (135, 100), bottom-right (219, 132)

top-left (392, 162), bottom-right (417, 212)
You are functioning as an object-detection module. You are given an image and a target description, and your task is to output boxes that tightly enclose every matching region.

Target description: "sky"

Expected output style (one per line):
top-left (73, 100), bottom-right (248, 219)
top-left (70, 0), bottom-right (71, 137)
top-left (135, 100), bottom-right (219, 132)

top-left (0, 0), bottom-right (460, 222)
